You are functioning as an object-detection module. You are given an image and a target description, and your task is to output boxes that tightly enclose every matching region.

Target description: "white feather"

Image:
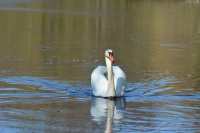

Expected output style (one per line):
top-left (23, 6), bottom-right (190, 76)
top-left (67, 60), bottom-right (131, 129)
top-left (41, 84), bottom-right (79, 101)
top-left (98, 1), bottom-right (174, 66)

top-left (91, 65), bottom-right (126, 97)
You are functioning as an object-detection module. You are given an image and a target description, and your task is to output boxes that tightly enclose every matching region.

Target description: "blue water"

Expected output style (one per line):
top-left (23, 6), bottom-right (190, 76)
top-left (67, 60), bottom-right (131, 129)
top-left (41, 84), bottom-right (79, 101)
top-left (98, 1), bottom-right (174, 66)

top-left (1, 76), bottom-right (199, 101)
top-left (0, 76), bottom-right (200, 132)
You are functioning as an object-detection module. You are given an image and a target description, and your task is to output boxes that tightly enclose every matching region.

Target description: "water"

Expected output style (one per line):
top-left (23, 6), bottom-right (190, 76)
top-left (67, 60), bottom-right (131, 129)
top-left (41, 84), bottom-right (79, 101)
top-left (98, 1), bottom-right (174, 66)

top-left (0, 0), bottom-right (200, 132)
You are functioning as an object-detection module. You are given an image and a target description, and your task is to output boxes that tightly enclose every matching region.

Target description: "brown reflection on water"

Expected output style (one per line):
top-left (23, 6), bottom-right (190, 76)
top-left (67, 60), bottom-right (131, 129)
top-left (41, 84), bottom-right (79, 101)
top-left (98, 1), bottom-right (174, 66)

top-left (0, 0), bottom-right (199, 81)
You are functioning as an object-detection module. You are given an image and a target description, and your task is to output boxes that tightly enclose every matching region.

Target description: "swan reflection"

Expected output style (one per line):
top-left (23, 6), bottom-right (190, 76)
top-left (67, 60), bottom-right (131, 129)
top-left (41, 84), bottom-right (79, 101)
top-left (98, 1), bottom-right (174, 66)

top-left (90, 97), bottom-right (126, 133)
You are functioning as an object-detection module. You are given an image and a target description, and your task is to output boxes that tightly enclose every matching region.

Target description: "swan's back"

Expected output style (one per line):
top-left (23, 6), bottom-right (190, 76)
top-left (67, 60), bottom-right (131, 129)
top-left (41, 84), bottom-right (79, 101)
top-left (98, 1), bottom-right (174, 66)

top-left (91, 66), bottom-right (126, 97)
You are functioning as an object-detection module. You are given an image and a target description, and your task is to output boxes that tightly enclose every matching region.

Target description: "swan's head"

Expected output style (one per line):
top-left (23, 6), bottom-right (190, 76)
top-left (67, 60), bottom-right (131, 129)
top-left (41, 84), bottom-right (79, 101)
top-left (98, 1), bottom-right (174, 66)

top-left (105, 49), bottom-right (115, 65)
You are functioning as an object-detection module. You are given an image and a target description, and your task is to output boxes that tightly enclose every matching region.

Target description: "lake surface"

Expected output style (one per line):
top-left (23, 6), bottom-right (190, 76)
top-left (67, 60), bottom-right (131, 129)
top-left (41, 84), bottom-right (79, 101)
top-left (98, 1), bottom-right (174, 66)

top-left (0, 0), bottom-right (200, 132)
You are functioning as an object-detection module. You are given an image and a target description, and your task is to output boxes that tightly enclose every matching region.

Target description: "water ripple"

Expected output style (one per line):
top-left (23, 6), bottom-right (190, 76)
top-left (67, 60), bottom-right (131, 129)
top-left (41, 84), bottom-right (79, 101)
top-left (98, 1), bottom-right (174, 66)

top-left (0, 76), bottom-right (199, 102)
top-left (0, 76), bottom-right (200, 132)
top-left (0, 76), bottom-right (91, 100)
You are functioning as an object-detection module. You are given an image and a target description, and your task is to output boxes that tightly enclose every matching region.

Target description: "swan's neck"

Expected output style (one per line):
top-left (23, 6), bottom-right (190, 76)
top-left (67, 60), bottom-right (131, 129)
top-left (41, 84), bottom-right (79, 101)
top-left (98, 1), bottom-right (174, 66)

top-left (105, 58), bottom-right (115, 97)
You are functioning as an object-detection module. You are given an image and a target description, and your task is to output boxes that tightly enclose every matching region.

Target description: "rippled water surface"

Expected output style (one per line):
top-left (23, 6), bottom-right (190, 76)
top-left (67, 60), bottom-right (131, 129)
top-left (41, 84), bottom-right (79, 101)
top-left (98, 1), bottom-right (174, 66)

top-left (0, 0), bottom-right (200, 133)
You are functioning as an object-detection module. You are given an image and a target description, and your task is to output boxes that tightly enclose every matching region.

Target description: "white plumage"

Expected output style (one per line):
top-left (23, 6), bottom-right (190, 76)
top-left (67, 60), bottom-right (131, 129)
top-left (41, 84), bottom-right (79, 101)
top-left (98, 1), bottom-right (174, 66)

top-left (91, 49), bottom-right (127, 97)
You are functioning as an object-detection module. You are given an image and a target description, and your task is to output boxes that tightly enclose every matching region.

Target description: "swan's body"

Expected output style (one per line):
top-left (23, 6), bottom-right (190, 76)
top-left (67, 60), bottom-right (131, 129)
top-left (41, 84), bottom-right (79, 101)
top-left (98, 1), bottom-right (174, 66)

top-left (91, 49), bottom-right (127, 97)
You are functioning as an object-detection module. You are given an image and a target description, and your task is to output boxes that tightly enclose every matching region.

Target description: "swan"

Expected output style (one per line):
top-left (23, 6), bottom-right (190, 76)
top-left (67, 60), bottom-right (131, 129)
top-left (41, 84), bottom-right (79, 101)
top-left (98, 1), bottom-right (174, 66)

top-left (91, 49), bottom-right (127, 97)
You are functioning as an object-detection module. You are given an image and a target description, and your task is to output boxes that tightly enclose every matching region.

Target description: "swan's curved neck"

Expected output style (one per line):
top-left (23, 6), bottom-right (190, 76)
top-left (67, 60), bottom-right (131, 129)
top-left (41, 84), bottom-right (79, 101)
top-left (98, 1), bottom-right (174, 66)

top-left (105, 57), bottom-right (115, 97)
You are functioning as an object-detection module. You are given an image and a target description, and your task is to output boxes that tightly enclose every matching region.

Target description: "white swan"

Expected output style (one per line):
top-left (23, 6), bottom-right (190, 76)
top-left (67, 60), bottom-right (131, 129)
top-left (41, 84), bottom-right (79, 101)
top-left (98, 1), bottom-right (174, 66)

top-left (91, 49), bottom-right (127, 97)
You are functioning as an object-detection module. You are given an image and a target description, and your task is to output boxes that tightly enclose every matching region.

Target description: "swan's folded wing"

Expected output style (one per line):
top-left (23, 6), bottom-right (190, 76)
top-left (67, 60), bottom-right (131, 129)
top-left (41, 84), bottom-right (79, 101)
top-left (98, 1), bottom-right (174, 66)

top-left (113, 66), bottom-right (127, 96)
top-left (113, 66), bottom-right (126, 79)
top-left (91, 66), bottom-right (108, 96)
